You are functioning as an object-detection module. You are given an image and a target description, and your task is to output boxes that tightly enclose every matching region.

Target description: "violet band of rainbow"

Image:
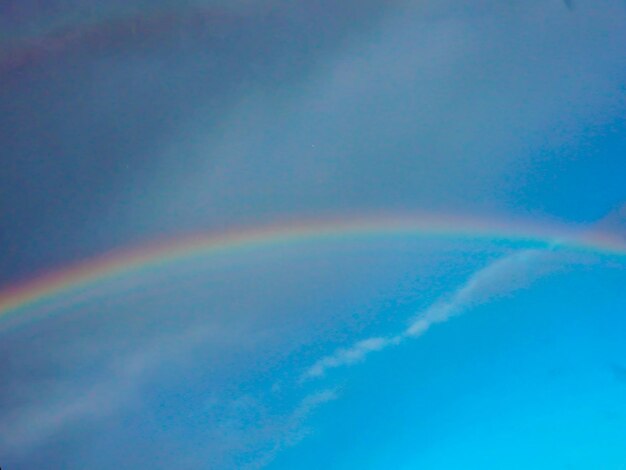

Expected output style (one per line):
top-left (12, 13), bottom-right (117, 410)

top-left (0, 214), bottom-right (624, 326)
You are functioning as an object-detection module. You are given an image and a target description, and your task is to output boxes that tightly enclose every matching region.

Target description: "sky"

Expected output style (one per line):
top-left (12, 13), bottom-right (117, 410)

top-left (1, 0), bottom-right (625, 468)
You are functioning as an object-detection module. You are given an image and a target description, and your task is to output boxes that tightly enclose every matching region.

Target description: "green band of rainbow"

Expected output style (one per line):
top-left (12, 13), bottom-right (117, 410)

top-left (1, 215), bottom-right (624, 327)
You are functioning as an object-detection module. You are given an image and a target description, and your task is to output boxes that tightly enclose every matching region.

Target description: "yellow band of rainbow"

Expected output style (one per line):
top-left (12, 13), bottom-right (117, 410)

top-left (1, 214), bottom-right (624, 328)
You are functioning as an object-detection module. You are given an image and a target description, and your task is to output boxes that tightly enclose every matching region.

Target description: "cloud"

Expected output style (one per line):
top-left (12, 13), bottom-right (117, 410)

top-left (0, 320), bottom-right (226, 453)
top-left (115, 0), bottom-right (626, 234)
top-left (189, 247), bottom-right (564, 465)
top-left (169, 388), bottom-right (339, 469)
top-left (304, 248), bottom-right (554, 379)
top-left (244, 389), bottom-right (338, 469)
top-left (406, 248), bottom-right (550, 334)
top-left (305, 337), bottom-right (397, 379)
top-left (0, 351), bottom-right (147, 450)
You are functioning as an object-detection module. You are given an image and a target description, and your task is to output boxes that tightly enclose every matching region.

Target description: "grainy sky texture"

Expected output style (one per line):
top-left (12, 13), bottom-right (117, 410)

top-left (1, 1), bottom-right (625, 468)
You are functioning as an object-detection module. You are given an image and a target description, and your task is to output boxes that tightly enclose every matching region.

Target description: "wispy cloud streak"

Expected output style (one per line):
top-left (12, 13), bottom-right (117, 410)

top-left (304, 248), bottom-right (552, 379)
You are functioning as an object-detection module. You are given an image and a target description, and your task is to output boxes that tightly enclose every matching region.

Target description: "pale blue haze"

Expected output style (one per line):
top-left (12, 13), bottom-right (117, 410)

top-left (0, 1), bottom-right (625, 468)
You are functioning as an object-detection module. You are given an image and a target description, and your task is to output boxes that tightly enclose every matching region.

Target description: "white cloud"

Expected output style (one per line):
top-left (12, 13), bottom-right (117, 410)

top-left (119, 0), bottom-right (626, 231)
top-left (0, 321), bottom-right (223, 452)
top-left (0, 348), bottom-right (149, 450)
top-left (305, 337), bottom-right (395, 379)
top-left (172, 388), bottom-right (339, 470)
top-left (304, 248), bottom-right (554, 379)
top-left (242, 388), bottom-right (338, 469)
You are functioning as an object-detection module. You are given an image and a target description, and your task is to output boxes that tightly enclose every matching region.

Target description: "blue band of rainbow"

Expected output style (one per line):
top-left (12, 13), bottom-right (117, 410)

top-left (1, 214), bottom-right (624, 327)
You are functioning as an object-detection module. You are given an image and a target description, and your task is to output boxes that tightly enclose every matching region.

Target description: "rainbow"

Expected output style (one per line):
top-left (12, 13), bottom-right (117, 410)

top-left (0, 214), bottom-right (625, 329)
top-left (0, 0), bottom-right (352, 74)
top-left (0, 4), bottom-right (237, 73)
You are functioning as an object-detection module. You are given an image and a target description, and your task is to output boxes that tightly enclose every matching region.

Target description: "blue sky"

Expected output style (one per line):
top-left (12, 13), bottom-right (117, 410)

top-left (274, 261), bottom-right (626, 469)
top-left (1, 1), bottom-right (625, 468)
